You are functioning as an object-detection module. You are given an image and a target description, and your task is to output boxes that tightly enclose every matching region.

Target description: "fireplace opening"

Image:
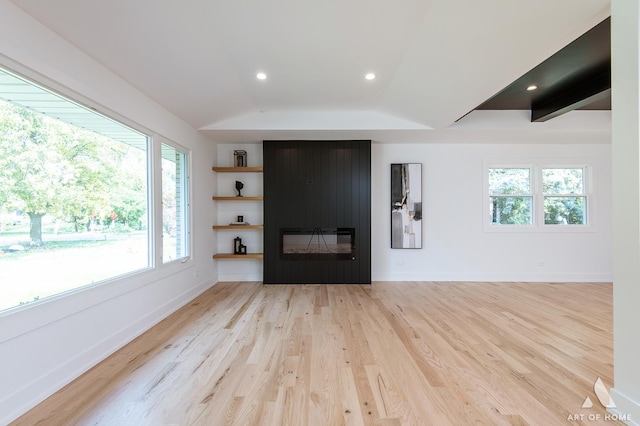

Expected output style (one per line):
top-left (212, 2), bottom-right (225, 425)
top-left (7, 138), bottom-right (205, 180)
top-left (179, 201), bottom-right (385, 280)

top-left (281, 228), bottom-right (355, 260)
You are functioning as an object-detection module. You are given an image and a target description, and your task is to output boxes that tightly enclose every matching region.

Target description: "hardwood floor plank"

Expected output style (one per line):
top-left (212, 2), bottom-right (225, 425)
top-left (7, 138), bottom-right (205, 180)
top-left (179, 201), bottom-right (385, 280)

top-left (11, 281), bottom-right (620, 425)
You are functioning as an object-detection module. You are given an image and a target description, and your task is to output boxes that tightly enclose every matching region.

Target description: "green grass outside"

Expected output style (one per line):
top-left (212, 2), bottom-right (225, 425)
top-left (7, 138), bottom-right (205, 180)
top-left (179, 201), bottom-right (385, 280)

top-left (0, 240), bottom-right (113, 260)
top-left (0, 232), bottom-right (149, 311)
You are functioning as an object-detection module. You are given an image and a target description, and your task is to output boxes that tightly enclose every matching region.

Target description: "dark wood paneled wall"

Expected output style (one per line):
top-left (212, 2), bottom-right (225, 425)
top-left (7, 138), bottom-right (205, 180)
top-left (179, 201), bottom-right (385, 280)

top-left (263, 140), bottom-right (371, 284)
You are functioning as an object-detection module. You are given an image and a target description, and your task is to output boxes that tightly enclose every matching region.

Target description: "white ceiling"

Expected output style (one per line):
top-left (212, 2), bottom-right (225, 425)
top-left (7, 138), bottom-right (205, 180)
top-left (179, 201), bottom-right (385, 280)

top-left (10, 0), bottom-right (611, 143)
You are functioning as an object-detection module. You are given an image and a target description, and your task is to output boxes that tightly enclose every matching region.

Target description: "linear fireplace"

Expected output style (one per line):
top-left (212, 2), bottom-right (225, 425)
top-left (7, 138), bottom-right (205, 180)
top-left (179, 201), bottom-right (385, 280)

top-left (281, 228), bottom-right (355, 260)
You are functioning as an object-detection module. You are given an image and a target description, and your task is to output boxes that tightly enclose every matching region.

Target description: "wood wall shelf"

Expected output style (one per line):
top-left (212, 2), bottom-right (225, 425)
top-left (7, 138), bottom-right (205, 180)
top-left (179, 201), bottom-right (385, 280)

top-left (212, 196), bottom-right (264, 201)
top-left (212, 253), bottom-right (264, 259)
top-left (212, 225), bottom-right (264, 230)
top-left (212, 167), bottom-right (263, 173)
top-left (212, 162), bottom-right (263, 262)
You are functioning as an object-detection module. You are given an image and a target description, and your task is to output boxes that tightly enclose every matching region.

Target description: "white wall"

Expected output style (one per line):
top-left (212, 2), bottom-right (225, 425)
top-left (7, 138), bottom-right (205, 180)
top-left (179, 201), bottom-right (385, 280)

top-left (611, 0), bottom-right (640, 422)
top-left (211, 139), bottom-right (613, 284)
top-left (372, 142), bottom-right (612, 282)
top-left (0, 2), bottom-right (217, 423)
top-left (215, 143), bottom-right (264, 281)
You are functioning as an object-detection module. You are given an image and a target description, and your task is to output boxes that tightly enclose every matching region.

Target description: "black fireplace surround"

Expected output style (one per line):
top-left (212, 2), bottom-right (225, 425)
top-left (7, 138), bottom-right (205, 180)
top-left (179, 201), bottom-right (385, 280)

top-left (263, 140), bottom-right (371, 284)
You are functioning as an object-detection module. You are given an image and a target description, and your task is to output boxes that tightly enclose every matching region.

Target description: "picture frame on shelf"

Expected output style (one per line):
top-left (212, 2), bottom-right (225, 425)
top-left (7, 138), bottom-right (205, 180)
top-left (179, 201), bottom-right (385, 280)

top-left (234, 150), bottom-right (247, 167)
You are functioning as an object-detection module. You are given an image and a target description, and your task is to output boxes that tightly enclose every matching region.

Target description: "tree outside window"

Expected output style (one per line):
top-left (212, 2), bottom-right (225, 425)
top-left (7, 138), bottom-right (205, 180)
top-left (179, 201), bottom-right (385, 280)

top-left (0, 68), bottom-right (150, 311)
top-left (542, 168), bottom-right (586, 225)
top-left (486, 164), bottom-right (590, 229)
top-left (488, 168), bottom-right (533, 225)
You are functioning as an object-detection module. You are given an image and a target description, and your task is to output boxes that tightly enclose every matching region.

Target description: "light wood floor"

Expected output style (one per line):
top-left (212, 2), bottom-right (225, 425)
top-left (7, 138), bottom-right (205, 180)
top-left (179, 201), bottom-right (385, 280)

top-left (13, 281), bottom-right (618, 425)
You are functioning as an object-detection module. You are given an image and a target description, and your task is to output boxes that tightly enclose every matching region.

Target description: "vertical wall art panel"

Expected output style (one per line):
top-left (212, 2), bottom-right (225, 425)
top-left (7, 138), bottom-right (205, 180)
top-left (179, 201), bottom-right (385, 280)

top-left (391, 163), bottom-right (422, 248)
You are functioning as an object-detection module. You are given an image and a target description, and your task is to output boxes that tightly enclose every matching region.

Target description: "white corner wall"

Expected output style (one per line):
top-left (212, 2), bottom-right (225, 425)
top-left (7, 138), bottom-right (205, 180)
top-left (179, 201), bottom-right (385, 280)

top-left (611, 0), bottom-right (640, 423)
top-left (0, 1), bottom-right (217, 423)
top-left (372, 142), bottom-right (612, 282)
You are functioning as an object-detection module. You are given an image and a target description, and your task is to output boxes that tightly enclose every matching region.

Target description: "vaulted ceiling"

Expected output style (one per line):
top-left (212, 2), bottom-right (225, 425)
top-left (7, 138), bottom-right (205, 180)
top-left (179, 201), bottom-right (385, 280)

top-left (10, 0), bottom-right (611, 143)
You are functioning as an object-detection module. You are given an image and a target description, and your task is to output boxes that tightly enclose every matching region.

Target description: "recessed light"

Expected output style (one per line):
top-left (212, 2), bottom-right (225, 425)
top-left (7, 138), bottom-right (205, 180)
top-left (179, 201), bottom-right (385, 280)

top-left (256, 72), bottom-right (267, 80)
top-left (365, 73), bottom-right (376, 80)
top-left (526, 85), bottom-right (538, 91)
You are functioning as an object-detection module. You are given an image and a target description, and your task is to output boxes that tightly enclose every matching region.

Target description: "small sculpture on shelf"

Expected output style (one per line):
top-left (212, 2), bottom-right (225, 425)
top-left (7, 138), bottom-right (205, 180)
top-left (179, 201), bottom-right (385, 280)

top-left (234, 150), bottom-right (247, 167)
top-left (230, 215), bottom-right (250, 226)
top-left (235, 180), bottom-right (244, 197)
top-left (233, 236), bottom-right (247, 255)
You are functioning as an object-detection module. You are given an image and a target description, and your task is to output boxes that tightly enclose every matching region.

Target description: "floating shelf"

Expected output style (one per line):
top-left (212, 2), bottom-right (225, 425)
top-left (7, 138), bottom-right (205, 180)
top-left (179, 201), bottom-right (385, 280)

top-left (212, 196), bottom-right (264, 201)
top-left (212, 163), bottom-right (263, 261)
top-left (212, 166), bottom-right (263, 173)
top-left (212, 225), bottom-right (264, 230)
top-left (212, 253), bottom-right (263, 259)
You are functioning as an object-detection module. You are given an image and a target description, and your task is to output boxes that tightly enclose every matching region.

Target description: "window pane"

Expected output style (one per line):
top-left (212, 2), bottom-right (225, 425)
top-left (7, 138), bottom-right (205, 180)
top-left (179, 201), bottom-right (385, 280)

top-left (489, 196), bottom-right (532, 225)
top-left (542, 168), bottom-right (583, 194)
top-left (489, 168), bottom-right (530, 195)
top-left (162, 143), bottom-right (189, 263)
top-left (0, 69), bottom-right (149, 312)
top-left (544, 196), bottom-right (586, 225)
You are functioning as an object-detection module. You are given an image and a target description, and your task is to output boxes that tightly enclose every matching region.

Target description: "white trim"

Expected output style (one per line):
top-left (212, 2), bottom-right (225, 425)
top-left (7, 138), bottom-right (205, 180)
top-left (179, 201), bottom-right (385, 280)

top-left (0, 55), bottom-right (156, 146)
top-left (0, 60), bottom-right (197, 316)
top-left (157, 137), bottom-right (192, 264)
top-left (538, 163), bottom-right (593, 229)
top-left (483, 158), bottom-right (597, 233)
top-left (0, 60), bottom-right (160, 314)
top-left (371, 272), bottom-right (613, 282)
top-left (151, 135), bottom-right (162, 267)
top-left (0, 279), bottom-right (217, 426)
top-left (609, 388), bottom-right (640, 426)
top-left (218, 276), bottom-right (264, 282)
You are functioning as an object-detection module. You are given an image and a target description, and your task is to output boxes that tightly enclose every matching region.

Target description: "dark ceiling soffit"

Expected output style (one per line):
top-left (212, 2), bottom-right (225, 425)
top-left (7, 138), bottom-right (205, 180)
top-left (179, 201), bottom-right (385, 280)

top-left (470, 17), bottom-right (610, 122)
top-left (531, 69), bottom-right (611, 122)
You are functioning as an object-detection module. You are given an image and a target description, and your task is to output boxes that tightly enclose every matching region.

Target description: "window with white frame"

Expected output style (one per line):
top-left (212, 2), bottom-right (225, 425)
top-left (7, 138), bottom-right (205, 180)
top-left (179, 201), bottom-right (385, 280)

top-left (486, 163), bottom-right (591, 230)
top-left (542, 168), bottom-right (586, 225)
top-left (161, 142), bottom-right (190, 263)
top-left (0, 65), bottom-right (190, 313)
top-left (488, 168), bottom-right (533, 225)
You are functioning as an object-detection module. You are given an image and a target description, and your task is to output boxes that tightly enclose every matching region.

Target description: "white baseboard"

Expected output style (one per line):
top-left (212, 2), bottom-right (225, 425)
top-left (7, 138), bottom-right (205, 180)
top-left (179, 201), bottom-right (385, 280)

top-left (218, 273), bottom-right (263, 282)
top-left (371, 272), bottom-right (613, 282)
top-left (217, 271), bottom-right (612, 283)
top-left (0, 279), bottom-right (216, 425)
top-left (610, 388), bottom-right (640, 425)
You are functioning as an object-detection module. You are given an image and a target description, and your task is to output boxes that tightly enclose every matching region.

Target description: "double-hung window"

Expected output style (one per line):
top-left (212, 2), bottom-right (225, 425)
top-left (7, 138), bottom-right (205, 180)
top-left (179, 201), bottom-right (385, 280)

top-left (542, 168), bottom-right (587, 225)
top-left (486, 162), bottom-right (591, 230)
top-left (488, 167), bottom-right (533, 225)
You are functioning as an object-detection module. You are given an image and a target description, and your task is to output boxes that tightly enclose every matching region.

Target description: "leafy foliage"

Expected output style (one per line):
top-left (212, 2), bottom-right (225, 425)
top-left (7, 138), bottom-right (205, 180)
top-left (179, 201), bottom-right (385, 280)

top-left (0, 100), bottom-right (147, 243)
top-left (488, 167), bottom-right (586, 226)
top-left (489, 168), bottom-right (532, 225)
top-left (543, 168), bottom-right (585, 225)
top-left (490, 196), bottom-right (532, 225)
top-left (489, 168), bottom-right (530, 195)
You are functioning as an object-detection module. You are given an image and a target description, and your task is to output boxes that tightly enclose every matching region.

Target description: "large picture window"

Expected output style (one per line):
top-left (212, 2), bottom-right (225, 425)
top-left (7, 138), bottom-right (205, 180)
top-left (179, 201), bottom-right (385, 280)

top-left (0, 67), bottom-right (153, 311)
